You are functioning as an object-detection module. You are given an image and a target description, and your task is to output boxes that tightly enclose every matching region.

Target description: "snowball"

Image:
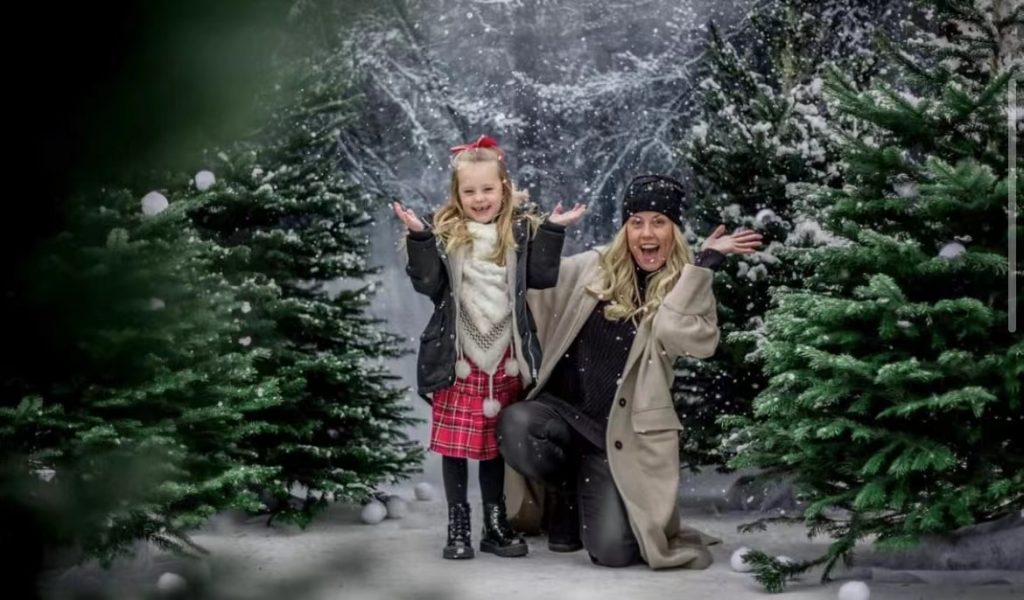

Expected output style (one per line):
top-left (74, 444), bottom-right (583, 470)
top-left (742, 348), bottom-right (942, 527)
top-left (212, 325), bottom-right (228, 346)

top-left (360, 500), bottom-right (387, 524)
top-left (385, 495), bottom-right (409, 519)
top-left (156, 572), bottom-right (187, 596)
top-left (731, 546), bottom-right (754, 572)
top-left (194, 170), bottom-right (216, 192)
top-left (141, 191), bottom-right (168, 216)
top-left (838, 580), bottom-right (870, 600)
top-left (413, 482), bottom-right (436, 501)
top-left (938, 241), bottom-right (966, 259)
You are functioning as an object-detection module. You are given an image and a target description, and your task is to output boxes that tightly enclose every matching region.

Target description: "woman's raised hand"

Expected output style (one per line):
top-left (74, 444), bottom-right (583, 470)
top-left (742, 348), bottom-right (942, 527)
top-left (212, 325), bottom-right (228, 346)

top-left (702, 225), bottom-right (763, 255)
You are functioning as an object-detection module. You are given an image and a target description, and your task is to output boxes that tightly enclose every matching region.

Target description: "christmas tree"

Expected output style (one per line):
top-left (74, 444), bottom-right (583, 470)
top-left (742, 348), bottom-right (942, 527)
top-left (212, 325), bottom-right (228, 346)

top-left (675, 0), bottom-right (915, 469)
top-left (185, 51), bottom-right (424, 525)
top-left (1, 186), bottom-right (281, 564)
top-left (722, 0), bottom-right (1022, 591)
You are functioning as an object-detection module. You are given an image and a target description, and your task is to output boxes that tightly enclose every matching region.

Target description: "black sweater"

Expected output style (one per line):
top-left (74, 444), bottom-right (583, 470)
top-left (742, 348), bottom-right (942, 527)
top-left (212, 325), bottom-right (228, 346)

top-left (539, 249), bottom-right (725, 449)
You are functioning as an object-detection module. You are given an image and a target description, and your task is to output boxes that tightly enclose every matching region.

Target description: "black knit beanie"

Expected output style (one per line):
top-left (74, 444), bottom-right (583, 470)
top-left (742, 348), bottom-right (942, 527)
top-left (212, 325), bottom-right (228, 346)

top-left (621, 174), bottom-right (687, 228)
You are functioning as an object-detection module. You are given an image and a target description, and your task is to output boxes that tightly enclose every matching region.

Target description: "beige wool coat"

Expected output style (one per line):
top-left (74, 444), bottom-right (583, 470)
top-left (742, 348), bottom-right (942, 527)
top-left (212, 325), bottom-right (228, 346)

top-left (506, 248), bottom-right (722, 569)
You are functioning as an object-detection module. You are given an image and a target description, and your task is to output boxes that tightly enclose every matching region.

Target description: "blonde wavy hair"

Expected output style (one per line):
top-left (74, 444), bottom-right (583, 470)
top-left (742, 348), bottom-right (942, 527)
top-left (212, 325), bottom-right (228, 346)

top-left (432, 148), bottom-right (536, 265)
top-left (587, 223), bottom-right (695, 322)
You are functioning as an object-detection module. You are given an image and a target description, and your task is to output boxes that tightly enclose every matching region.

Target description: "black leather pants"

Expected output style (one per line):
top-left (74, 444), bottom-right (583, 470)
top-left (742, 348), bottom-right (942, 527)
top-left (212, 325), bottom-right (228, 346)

top-left (498, 399), bottom-right (641, 567)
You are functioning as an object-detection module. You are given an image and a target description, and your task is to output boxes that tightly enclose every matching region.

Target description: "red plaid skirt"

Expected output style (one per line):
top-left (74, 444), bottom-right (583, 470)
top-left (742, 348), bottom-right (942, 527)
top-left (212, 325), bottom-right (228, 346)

top-left (429, 351), bottom-right (523, 460)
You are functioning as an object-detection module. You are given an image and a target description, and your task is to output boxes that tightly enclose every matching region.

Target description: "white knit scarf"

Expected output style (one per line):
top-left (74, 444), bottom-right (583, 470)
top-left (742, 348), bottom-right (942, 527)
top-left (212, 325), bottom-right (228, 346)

top-left (458, 221), bottom-right (511, 375)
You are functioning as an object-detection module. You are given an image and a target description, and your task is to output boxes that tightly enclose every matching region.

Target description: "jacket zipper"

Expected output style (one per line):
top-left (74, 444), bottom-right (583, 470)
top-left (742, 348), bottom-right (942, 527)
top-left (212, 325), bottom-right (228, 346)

top-left (437, 236), bottom-right (457, 385)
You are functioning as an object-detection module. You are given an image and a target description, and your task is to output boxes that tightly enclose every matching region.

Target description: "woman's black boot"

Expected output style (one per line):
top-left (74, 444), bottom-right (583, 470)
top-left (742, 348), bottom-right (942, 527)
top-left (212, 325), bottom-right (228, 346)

top-left (547, 488), bottom-right (583, 552)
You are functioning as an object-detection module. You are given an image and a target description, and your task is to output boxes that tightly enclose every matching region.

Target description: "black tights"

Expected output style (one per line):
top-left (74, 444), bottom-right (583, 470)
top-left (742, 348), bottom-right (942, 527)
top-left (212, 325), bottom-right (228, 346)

top-left (497, 399), bottom-right (642, 567)
top-left (442, 455), bottom-right (505, 505)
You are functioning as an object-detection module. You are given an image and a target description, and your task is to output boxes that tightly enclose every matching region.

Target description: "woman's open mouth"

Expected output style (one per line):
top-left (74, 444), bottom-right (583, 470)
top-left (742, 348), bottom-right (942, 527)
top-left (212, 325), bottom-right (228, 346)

top-left (640, 244), bottom-right (660, 262)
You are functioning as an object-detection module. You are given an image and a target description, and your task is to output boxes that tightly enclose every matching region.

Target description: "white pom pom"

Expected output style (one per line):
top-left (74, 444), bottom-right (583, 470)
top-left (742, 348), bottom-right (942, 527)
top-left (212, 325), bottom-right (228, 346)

top-left (482, 397), bottom-right (501, 418)
top-left (360, 500), bottom-right (387, 524)
top-left (413, 482), bottom-right (436, 501)
top-left (730, 546), bottom-right (754, 572)
top-left (455, 359), bottom-right (471, 379)
top-left (194, 170), bottom-right (216, 191)
top-left (141, 191), bottom-right (169, 216)
top-left (838, 580), bottom-right (870, 600)
top-left (156, 572), bottom-right (187, 596)
top-left (385, 495), bottom-right (409, 519)
top-left (504, 359), bottom-right (520, 377)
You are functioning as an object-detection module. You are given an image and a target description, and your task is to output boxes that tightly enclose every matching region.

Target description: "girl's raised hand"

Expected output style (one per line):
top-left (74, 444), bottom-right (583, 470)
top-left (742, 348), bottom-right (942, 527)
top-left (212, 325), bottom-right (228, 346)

top-left (392, 201), bottom-right (426, 233)
top-left (548, 202), bottom-right (588, 227)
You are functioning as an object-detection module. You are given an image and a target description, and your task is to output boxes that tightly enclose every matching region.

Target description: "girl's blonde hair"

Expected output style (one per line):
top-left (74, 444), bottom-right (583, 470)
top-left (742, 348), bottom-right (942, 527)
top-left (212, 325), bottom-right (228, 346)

top-left (432, 148), bottom-right (535, 265)
top-left (587, 223), bottom-right (694, 322)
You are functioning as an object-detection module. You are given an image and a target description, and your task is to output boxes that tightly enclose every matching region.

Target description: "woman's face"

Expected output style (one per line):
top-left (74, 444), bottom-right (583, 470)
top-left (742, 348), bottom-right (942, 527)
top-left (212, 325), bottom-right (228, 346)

top-left (626, 211), bottom-right (674, 272)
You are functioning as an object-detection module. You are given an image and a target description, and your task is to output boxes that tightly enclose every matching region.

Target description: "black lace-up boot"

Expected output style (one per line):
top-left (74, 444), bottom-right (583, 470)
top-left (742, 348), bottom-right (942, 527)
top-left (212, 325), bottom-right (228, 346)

top-left (443, 502), bottom-right (474, 559)
top-left (480, 501), bottom-right (528, 557)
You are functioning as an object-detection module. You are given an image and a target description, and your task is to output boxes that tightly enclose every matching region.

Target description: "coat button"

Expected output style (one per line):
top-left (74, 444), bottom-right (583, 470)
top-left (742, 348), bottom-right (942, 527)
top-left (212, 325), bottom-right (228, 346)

top-left (618, 398), bottom-right (626, 407)
top-left (614, 441), bottom-right (623, 450)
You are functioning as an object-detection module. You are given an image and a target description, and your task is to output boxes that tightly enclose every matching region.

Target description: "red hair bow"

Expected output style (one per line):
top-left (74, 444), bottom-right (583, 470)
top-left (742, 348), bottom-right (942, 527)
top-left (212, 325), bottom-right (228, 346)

top-left (449, 135), bottom-right (505, 160)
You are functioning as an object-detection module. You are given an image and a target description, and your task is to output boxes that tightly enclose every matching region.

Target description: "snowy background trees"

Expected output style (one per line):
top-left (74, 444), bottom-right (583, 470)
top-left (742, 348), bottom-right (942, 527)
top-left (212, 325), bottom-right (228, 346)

top-left (331, 0), bottom-right (758, 243)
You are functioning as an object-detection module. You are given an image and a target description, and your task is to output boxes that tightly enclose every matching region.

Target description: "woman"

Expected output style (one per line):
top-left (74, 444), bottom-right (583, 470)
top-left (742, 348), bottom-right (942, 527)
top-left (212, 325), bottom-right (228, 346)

top-left (497, 174), bottom-right (762, 568)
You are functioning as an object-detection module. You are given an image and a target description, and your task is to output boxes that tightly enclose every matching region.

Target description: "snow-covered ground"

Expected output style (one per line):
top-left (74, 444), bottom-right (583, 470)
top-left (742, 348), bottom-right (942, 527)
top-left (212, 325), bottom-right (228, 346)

top-left (40, 482), bottom-right (1023, 600)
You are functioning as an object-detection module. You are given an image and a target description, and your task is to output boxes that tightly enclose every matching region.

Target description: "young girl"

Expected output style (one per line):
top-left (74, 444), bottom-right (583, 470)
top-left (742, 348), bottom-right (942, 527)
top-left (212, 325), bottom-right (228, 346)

top-left (392, 135), bottom-right (585, 560)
